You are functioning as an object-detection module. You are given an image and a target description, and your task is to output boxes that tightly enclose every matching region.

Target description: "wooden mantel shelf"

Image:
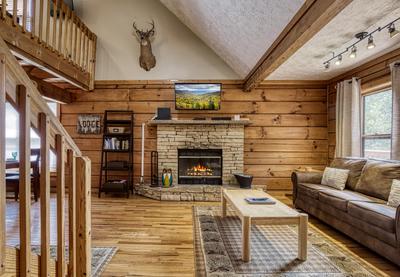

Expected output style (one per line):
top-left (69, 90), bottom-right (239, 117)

top-left (147, 119), bottom-right (251, 126)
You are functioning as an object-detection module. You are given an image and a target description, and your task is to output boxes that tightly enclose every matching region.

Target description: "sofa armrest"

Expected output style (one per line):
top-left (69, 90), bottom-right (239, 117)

top-left (291, 171), bottom-right (323, 204)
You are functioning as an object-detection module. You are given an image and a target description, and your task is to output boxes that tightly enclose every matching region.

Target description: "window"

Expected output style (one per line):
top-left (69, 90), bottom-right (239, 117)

top-left (362, 89), bottom-right (392, 159)
top-left (6, 101), bottom-right (59, 169)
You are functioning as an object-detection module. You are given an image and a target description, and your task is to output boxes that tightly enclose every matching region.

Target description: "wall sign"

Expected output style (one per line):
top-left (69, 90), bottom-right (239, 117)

top-left (77, 114), bottom-right (101, 134)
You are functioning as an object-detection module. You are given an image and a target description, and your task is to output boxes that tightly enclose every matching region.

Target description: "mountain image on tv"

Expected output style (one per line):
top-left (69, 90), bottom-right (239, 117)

top-left (175, 84), bottom-right (221, 110)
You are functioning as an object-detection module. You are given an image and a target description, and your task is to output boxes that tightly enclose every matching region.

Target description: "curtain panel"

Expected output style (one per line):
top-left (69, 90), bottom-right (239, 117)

top-left (391, 61), bottom-right (400, 160)
top-left (335, 77), bottom-right (362, 158)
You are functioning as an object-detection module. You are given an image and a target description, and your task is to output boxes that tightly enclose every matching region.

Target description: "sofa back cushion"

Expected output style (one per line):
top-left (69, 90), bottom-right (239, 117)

top-left (330, 157), bottom-right (367, 190)
top-left (355, 159), bottom-right (400, 200)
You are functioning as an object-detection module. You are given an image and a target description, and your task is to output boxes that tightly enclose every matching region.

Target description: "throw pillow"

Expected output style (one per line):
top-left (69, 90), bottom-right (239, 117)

top-left (321, 167), bottom-right (350, 190)
top-left (387, 179), bottom-right (400, 207)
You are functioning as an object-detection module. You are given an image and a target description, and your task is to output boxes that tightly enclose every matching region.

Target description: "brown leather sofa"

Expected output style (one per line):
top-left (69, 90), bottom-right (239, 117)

top-left (292, 157), bottom-right (400, 266)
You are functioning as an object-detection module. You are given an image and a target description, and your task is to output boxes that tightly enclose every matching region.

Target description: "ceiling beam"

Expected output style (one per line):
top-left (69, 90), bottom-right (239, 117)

top-left (243, 0), bottom-right (353, 92)
top-left (30, 77), bottom-right (73, 104)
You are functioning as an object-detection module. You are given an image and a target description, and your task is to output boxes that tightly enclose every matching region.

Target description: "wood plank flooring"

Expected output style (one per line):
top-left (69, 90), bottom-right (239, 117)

top-left (5, 193), bottom-right (400, 276)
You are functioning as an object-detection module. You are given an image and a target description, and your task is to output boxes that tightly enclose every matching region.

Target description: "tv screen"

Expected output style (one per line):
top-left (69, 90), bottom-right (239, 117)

top-left (175, 83), bottom-right (221, 110)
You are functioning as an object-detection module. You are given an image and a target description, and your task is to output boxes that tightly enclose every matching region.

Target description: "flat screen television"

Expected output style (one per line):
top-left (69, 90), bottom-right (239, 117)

top-left (175, 83), bottom-right (221, 110)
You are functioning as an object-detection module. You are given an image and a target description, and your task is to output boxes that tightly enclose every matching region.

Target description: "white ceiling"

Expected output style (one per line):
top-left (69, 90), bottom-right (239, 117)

top-left (160, 0), bottom-right (304, 78)
top-left (268, 0), bottom-right (400, 80)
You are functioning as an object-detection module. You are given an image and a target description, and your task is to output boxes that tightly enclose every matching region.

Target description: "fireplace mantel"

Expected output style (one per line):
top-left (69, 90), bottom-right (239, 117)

top-left (147, 119), bottom-right (251, 126)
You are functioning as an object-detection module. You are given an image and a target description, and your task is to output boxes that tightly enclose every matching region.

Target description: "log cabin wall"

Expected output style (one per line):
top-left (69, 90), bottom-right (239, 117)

top-left (327, 48), bottom-right (400, 162)
top-left (61, 80), bottom-right (328, 192)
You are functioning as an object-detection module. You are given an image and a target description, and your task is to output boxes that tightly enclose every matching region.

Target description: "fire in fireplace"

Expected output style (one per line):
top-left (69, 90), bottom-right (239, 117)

top-left (178, 149), bottom-right (222, 185)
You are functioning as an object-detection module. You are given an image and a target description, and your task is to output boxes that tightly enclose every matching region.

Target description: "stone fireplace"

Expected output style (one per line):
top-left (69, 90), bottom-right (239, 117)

top-left (135, 119), bottom-right (249, 201)
top-left (157, 123), bottom-right (245, 186)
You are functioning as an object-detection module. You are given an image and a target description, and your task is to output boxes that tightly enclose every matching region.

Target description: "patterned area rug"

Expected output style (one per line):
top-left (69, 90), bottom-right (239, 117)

top-left (30, 246), bottom-right (117, 277)
top-left (194, 206), bottom-right (386, 276)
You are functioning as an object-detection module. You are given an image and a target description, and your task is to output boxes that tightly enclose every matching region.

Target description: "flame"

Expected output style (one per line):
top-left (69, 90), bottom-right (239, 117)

top-left (187, 163), bottom-right (213, 176)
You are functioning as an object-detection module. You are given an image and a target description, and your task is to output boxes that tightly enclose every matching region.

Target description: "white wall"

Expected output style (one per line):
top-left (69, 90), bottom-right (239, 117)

top-left (75, 0), bottom-right (238, 80)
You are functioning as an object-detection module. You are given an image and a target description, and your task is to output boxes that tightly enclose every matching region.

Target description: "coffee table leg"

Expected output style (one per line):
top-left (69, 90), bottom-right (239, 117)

top-left (242, 216), bottom-right (251, 262)
top-left (222, 194), bottom-right (227, 218)
top-left (298, 214), bottom-right (308, 261)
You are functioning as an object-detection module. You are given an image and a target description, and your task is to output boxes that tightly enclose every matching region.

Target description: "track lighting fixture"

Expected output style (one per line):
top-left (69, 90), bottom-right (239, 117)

top-left (367, 36), bottom-right (375, 49)
top-left (335, 55), bottom-right (342, 65)
top-left (349, 46), bottom-right (357, 58)
top-left (322, 16), bottom-right (400, 70)
top-left (389, 24), bottom-right (400, 38)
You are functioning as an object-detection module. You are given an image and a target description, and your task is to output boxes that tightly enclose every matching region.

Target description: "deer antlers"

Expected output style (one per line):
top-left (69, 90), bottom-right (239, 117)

top-left (132, 20), bottom-right (155, 38)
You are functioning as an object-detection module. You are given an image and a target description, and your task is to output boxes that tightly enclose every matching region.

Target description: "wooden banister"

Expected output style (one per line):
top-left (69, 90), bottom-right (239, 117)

top-left (39, 112), bottom-right (50, 277)
top-left (0, 33), bottom-right (91, 276)
top-left (0, 0), bottom-right (97, 90)
top-left (17, 84), bottom-right (32, 276)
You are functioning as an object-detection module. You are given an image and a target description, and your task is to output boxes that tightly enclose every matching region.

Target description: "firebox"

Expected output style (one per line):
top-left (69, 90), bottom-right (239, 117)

top-left (178, 149), bottom-right (222, 185)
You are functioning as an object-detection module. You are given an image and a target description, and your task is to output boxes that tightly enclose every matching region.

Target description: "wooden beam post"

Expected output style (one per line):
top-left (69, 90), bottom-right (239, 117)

top-left (0, 54), bottom-right (6, 275)
top-left (67, 149), bottom-right (76, 277)
top-left (17, 84), bottom-right (32, 276)
top-left (243, 0), bottom-right (353, 91)
top-left (39, 112), bottom-right (50, 277)
top-left (76, 156), bottom-right (91, 277)
top-left (56, 134), bottom-right (65, 277)
top-left (31, 76), bottom-right (73, 104)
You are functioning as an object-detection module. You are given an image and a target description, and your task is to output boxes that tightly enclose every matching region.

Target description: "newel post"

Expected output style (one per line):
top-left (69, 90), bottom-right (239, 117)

top-left (76, 156), bottom-right (91, 276)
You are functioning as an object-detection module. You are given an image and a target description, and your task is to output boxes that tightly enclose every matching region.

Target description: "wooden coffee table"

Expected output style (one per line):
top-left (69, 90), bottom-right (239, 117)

top-left (221, 188), bottom-right (308, 262)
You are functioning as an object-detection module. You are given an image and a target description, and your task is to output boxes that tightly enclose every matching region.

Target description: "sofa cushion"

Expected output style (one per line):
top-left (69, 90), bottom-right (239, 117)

top-left (330, 157), bottom-right (367, 190)
top-left (348, 201), bottom-right (396, 233)
top-left (387, 179), bottom-right (400, 207)
top-left (297, 183), bottom-right (330, 199)
top-left (318, 189), bottom-right (384, 212)
top-left (321, 167), bottom-right (349, 190)
top-left (355, 159), bottom-right (400, 200)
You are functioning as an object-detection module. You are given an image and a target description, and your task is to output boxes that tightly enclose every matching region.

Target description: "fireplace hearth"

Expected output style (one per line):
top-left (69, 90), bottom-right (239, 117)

top-left (178, 149), bottom-right (222, 185)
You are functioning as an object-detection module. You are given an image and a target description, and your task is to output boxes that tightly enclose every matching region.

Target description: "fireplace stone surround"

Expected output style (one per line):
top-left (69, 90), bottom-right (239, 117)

top-left (135, 119), bottom-right (249, 201)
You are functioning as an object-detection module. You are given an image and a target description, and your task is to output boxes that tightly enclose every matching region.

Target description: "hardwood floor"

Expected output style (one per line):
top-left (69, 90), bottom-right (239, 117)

top-left (5, 193), bottom-right (400, 276)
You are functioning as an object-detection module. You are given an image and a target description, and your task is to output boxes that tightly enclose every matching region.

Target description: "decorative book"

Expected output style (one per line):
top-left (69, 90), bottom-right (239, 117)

top-left (245, 197), bottom-right (276, 205)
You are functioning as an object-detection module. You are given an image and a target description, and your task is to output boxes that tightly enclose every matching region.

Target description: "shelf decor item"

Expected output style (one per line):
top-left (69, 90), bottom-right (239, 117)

top-left (162, 168), bottom-right (173, 188)
top-left (77, 114), bottom-right (101, 134)
top-left (98, 110), bottom-right (134, 198)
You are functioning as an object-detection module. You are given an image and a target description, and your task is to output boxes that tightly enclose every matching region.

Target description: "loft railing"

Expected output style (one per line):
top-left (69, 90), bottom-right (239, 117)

top-left (0, 35), bottom-right (91, 276)
top-left (0, 0), bottom-right (97, 90)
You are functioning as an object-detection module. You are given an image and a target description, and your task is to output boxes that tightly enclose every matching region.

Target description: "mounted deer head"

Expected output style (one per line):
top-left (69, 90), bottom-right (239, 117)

top-left (132, 20), bottom-right (156, 71)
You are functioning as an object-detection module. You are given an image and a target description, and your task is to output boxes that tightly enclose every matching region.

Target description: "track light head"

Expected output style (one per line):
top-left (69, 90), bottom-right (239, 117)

top-left (349, 46), bottom-right (357, 58)
top-left (324, 62), bottom-right (330, 71)
top-left (389, 24), bottom-right (400, 38)
top-left (335, 55), bottom-right (342, 65)
top-left (367, 36), bottom-right (375, 49)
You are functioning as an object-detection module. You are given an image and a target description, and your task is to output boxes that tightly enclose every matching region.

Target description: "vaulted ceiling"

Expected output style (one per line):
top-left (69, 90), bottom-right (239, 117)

top-left (160, 0), bottom-right (305, 78)
top-left (161, 0), bottom-right (400, 81)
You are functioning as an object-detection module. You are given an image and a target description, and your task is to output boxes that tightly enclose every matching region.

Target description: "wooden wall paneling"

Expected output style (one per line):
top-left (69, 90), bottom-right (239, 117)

top-left (39, 112), bottom-right (51, 277)
top-left (0, 54), bottom-right (5, 274)
top-left (62, 81), bottom-right (328, 191)
top-left (17, 84), bottom-right (32, 276)
top-left (55, 134), bottom-right (65, 277)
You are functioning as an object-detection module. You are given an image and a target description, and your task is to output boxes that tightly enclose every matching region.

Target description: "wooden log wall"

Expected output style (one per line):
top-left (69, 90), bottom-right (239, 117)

top-left (327, 48), bottom-right (400, 162)
top-left (61, 80), bottom-right (328, 191)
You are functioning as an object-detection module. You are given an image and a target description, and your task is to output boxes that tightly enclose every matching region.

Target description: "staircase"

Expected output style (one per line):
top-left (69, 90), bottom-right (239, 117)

top-left (0, 34), bottom-right (91, 276)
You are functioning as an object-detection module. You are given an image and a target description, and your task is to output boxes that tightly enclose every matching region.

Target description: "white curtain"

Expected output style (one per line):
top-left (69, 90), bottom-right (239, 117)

top-left (335, 77), bottom-right (362, 157)
top-left (391, 61), bottom-right (400, 160)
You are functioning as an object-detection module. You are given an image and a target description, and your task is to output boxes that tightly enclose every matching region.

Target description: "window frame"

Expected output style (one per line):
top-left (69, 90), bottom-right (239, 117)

top-left (361, 88), bottom-right (392, 158)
